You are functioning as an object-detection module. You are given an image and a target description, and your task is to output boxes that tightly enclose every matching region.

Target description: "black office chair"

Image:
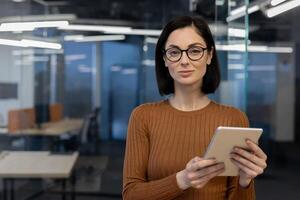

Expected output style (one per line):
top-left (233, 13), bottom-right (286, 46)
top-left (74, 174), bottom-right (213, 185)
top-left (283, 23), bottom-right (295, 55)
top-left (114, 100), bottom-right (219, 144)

top-left (78, 107), bottom-right (100, 154)
top-left (59, 107), bottom-right (100, 154)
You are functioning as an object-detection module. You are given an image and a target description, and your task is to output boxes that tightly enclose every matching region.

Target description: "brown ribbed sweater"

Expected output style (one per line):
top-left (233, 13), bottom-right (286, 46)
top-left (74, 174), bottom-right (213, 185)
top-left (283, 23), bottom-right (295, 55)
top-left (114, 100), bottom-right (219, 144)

top-left (123, 100), bottom-right (255, 200)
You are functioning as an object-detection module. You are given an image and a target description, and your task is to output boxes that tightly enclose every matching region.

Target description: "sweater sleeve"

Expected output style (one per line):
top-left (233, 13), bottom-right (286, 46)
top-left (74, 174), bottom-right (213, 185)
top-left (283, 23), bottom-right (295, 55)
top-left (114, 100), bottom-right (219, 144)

top-left (122, 107), bottom-right (184, 200)
top-left (226, 108), bottom-right (255, 199)
top-left (227, 177), bottom-right (255, 200)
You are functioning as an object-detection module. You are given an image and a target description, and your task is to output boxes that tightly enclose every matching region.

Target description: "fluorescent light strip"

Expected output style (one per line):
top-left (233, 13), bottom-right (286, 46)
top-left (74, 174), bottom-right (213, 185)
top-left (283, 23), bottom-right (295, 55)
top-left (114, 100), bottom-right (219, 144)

top-left (230, 5), bottom-right (246, 16)
top-left (13, 49), bottom-right (63, 55)
top-left (119, 29), bottom-right (162, 36)
top-left (60, 24), bottom-right (161, 36)
top-left (0, 14), bottom-right (76, 23)
top-left (266, 0), bottom-right (300, 18)
top-left (271, 0), bottom-right (287, 6)
top-left (64, 35), bottom-right (84, 41)
top-left (21, 39), bottom-right (62, 49)
top-left (228, 28), bottom-right (246, 38)
top-left (216, 44), bottom-right (293, 53)
top-left (59, 24), bottom-right (132, 33)
top-left (64, 35), bottom-right (125, 42)
top-left (248, 5), bottom-right (260, 13)
top-left (76, 35), bottom-right (125, 42)
top-left (0, 38), bottom-right (62, 49)
top-left (0, 21), bottom-right (69, 32)
top-left (0, 39), bottom-right (28, 47)
top-left (0, 26), bottom-right (34, 32)
top-left (227, 5), bottom-right (260, 22)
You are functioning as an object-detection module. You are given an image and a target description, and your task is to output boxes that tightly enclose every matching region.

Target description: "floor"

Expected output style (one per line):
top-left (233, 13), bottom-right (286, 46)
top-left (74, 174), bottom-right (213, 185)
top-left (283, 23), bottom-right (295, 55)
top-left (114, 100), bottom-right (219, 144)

top-left (0, 136), bottom-right (300, 200)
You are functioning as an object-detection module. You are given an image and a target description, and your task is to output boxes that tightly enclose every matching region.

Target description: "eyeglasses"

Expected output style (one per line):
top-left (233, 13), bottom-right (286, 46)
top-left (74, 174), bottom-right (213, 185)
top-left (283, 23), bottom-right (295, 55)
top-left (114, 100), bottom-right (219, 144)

top-left (163, 46), bottom-right (207, 62)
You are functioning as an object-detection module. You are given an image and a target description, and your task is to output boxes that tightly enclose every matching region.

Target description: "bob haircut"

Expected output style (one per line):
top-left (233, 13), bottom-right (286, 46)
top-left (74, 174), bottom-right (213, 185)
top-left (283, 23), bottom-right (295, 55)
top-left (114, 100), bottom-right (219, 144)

top-left (155, 16), bottom-right (221, 95)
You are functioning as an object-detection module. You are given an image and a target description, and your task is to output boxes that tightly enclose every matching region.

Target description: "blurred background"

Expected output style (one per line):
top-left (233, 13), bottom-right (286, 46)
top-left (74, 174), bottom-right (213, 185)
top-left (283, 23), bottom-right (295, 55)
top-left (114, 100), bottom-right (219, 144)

top-left (0, 0), bottom-right (299, 199)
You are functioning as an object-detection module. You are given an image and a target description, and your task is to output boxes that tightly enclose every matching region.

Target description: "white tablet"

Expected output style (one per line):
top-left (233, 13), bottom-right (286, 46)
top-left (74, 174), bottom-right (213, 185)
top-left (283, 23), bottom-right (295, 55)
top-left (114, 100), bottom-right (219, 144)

top-left (203, 126), bottom-right (263, 176)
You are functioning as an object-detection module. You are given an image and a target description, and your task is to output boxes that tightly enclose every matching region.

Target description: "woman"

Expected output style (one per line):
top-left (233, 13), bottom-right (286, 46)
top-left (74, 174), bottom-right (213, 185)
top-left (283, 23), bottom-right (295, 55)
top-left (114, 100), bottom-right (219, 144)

top-left (123, 16), bottom-right (267, 200)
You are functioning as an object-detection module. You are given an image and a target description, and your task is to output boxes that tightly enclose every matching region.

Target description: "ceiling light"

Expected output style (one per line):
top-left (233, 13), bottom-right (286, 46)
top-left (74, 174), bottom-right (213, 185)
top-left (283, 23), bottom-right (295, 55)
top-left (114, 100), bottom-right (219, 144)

top-left (0, 14), bottom-right (76, 23)
top-left (59, 24), bottom-right (132, 33)
top-left (266, 0), bottom-right (300, 18)
top-left (21, 39), bottom-right (62, 49)
top-left (270, 0), bottom-right (287, 6)
top-left (0, 39), bottom-right (28, 47)
top-left (76, 35), bottom-right (125, 42)
top-left (60, 25), bottom-right (161, 36)
top-left (0, 21), bottom-right (69, 32)
top-left (230, 5), bottom-right (247, 16)
top-left (0, 26), bottom-right (34, 32)
top-left (228, 28), bottom-right (246, 38)
top-left (227, 4), bottom-right (260, 22)
top-left (0, 38), bottom-right (62, 49)
top-left (216, 44), bottom-right (293, 53)
top-left (113, 29), bottom-right (161, 36)
top-left (65, 35), bottom-right (125, 42)
top-left (64, 35), bottom-right (84, 41)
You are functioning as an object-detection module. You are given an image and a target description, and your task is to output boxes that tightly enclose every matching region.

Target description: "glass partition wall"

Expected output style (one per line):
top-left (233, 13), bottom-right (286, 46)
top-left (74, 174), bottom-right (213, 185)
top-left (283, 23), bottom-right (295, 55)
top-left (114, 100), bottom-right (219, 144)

top-left (214, 0), bottom-right (249, 111)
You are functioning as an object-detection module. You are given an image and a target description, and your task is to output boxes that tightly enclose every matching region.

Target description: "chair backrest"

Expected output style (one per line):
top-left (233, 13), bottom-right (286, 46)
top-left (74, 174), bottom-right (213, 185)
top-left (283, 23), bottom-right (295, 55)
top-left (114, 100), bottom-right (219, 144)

top-left (79, 116), bottom-right (91, 144)
top-left (78, 107), bottom-right (100, 144)
top-left (8, 108), bottom-right (35, 132)
top-left (49, 103), bottom-right (63, 122)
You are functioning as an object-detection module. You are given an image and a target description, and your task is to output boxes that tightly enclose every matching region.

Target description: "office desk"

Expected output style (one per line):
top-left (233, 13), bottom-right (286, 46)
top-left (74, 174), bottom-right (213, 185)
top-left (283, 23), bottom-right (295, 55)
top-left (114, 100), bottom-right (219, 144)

top-left (11, 119), bottom-right (83, 136)
top-left (0, 151), bottom-right (78, 200)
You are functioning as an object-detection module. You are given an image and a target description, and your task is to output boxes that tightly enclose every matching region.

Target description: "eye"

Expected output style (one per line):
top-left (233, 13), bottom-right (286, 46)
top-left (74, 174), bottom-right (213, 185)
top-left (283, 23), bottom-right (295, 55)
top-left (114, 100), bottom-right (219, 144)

top-left (167, 48), bottom-right (181, 57)
top-left (188, 47), bottom-right (203, 54)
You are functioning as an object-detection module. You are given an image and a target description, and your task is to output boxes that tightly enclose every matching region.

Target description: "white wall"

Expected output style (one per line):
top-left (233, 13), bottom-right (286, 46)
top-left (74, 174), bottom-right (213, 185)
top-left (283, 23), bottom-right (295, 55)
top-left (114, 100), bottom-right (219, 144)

top-left (0, 46), bottom-right (34, 126)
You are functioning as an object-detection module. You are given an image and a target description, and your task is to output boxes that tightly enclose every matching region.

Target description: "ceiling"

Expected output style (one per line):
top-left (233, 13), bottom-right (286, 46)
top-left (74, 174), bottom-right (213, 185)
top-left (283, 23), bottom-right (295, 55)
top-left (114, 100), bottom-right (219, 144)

top-left (1, 0), bottom-right (300, 43)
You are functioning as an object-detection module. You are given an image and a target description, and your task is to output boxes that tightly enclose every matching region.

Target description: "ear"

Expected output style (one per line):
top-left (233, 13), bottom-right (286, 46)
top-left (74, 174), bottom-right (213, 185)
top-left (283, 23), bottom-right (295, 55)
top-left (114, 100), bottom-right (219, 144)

top-left (206, 47), bottom-right (214, 65)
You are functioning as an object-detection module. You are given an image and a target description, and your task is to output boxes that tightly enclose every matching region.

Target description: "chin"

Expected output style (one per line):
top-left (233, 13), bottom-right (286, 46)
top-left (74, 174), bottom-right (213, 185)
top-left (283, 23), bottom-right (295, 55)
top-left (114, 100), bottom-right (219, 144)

top-left (175, 78), bottom-right (201, 86)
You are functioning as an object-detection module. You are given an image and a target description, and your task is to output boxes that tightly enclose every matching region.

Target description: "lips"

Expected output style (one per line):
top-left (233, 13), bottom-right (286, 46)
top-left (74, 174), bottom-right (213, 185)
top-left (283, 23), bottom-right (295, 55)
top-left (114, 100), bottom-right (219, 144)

top-left (179, 70), bottom-right (194, 73)
top-left (178, 70), bottom-right (194, 77)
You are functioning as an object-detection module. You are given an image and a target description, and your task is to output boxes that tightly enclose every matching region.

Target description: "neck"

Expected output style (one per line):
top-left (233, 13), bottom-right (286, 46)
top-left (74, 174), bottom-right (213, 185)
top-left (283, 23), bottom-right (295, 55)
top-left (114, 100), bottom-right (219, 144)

top-left (170, 84), bottom-right (210, 111)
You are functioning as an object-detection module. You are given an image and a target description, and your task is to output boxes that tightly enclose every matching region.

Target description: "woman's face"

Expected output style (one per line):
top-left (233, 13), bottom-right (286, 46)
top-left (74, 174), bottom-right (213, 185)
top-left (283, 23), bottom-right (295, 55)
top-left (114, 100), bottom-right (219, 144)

top-left (164, 26), bottom-right (213, 89)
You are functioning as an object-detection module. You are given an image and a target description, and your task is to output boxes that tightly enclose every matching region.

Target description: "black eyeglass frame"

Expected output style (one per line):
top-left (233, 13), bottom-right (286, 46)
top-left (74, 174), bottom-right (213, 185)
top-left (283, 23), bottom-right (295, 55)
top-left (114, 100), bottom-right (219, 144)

top-left (163, 46), bottom-right (208, 62)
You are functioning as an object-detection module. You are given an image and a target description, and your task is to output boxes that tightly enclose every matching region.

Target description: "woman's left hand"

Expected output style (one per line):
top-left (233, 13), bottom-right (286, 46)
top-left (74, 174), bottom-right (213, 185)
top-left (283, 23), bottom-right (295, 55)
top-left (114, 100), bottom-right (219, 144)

top-left (230, 139), bottom-right (267, 187)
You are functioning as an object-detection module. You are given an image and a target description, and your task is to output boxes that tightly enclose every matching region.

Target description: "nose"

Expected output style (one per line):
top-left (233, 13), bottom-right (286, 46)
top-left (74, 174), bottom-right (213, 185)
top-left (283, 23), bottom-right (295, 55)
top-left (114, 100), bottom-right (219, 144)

top-left (180, 51), bottom-right (189, 65)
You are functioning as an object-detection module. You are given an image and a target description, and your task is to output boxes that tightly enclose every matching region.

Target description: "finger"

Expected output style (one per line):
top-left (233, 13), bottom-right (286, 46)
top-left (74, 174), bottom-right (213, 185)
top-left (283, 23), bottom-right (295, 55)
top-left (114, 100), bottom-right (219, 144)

top-left (232, 147), bottom-right (267, 168)
top-left (191, 167), bottom-right (225, 187)
top-left (192, 156), bottom-right (202, 163)
top-left (246, 139), bottom-right (267, 160)
top-left (187, 159), bottom-right (217, 172)
top-left (231, 159), bottom-right (260, 178)
top-left (230, 153), bottom-right (264, 174)
top-left (186, 157), bottom-right (203, 169)
top-left (188, 163), bottom-right (225, 180)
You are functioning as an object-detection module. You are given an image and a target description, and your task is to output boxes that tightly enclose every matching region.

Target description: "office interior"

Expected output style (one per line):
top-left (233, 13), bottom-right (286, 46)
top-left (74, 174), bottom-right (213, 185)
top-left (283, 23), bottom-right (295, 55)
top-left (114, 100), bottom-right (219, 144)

top-left (0, 0), bottom-right (299, 199)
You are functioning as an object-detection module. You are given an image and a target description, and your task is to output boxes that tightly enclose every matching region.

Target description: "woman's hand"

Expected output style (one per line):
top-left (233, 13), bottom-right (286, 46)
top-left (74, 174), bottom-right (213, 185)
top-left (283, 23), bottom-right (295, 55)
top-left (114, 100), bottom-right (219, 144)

top-left (176, 157), bottom-right (225, 190)
top-left (230, 139), bottom-right (267, 187)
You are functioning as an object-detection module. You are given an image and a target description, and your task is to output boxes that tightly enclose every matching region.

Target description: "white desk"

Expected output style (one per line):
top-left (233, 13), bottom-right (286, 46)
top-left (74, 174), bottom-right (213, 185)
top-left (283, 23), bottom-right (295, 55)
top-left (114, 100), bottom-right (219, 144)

top-left (10, 119), bottom-right (83, 136)
top-left (0, 151), bottom-right (79, 200)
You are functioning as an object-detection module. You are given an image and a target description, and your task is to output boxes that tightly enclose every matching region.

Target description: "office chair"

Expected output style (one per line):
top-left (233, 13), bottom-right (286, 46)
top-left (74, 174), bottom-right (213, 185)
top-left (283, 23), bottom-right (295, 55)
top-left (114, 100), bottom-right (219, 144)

top-left (57, 107), bottom-right (100, 154)
top-left (79, 107), bottom-right (100, 154)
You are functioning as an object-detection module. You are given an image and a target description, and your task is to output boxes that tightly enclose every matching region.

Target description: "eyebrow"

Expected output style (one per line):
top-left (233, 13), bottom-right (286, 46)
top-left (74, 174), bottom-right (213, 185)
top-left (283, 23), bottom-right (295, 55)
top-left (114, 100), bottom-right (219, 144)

top-left (166, 42), bottom-right (206, 49)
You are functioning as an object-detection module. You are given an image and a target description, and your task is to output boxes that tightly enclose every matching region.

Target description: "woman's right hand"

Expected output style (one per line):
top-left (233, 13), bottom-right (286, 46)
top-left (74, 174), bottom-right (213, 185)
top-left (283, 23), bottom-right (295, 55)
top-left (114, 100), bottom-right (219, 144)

top-left (176, 157), bottom-right (225, 190)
